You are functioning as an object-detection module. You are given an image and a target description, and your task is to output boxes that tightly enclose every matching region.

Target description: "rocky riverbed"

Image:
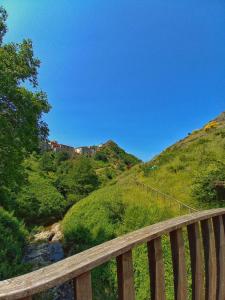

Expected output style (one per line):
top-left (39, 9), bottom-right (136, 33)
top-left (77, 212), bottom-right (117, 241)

top-left (23, 223), bottom-right (74, 300)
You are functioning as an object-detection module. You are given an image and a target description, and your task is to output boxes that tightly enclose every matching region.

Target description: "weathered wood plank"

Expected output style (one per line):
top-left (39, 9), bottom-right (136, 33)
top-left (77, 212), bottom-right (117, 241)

top-left (201, 218), bottom-right (217, 300)
top-left (117, 250), bottom-right (135, 300)
top-left (147, 237), bottom-right (166, 300)
top-left (74, 272), bottom-right (92, 300)
top-left (0, 209), bottom-right (224, 300)
top-left (213, 216), bottom-right (225, 300)
top-left (170, 228), bottom-right (188, 300)
top-left (187, 222), bottom-right (204, 300)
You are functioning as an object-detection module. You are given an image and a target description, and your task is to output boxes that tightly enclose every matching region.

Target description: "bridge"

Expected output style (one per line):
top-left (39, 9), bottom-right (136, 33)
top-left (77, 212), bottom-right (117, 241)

top-left (0, 208), bottom-right (224, 300)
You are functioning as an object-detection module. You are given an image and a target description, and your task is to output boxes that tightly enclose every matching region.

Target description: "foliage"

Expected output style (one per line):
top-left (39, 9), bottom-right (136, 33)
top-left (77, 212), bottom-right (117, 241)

top-left (56, 156), bottom-right (99, 197)
top-left (15, 172), bottom-right (68, 225)
top-left (138, 120), bottom-right (225, 209)
top-left (0, 6), bottom-right (50, 206)
top-left (95, 140), bottom-right (141, 168)
top-left (39, 151), bottom-right (56, 172)
top-left (63, 182), bottom-right (174, 299)
top-left (62, 116), bottom-right (225, 299)
top-left (192, 165), bottom-right (225, 204)
top-left (94, 151), bottom-right (108, 162)
top-left (0, 207), bottom-right (29, 280)
top-left (54, 151), bottom-right (70, 164)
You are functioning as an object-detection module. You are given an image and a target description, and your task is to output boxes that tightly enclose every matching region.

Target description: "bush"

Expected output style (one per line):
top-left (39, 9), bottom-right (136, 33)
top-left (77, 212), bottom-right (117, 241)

top-left (39, 152), bottom-right (56, 172)
top-left (63, 184), bottom-right (174, 299)
top-left (94, 151), bottom-right (108, 162)
top-left (55, 151), bottom-right (70, 164)
top-left (192, 166), bottom-right (225, 203)
top-left (0, 208), bottom-right (29, 280)
top-left (57, 157), bottom-right (99, 197)
top-left (15, 173), bottom-right (68, 225)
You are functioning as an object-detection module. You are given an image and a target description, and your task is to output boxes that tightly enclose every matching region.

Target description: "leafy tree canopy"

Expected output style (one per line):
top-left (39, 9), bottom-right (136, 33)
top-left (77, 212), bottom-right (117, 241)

top-left (0, 207), bottom-right (28, 280)
top-left (0, 7), bottom-right (50, 205)
top-left (57, 156), bottom-right (99, 197)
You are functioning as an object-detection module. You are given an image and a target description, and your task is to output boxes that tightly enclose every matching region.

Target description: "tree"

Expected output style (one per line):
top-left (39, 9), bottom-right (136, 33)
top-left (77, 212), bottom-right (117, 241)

top-left (57, 157), bottom-right (99, 197)
top-left (0, 7), bottom-right (50, 206)
top-left (0, 207), bottom-right (28, 280)
top-left (192, 165), bottom-right (225, 203)
top-left (39, 152), bottom-right (56, 172)
top-left (16, 172), bottom-right (68, 225)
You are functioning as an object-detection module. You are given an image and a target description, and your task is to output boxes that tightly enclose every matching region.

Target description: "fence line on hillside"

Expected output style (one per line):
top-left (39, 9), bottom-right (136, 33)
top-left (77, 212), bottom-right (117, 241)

top-left (132, 177), bottom-right (198, 214)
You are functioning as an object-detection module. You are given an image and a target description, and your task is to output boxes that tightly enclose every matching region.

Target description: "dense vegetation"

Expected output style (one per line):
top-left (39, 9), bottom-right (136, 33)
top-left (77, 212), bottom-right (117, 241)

top-left (0, 207), bottom-right (28, 280)
top-left (1, 5), bottom-right (225, 299)
top-left (0, 7), bottom-right (50, 279)
top-left (0, 7), bottom-right (140, 280)
top-left (4, 138), bottom-right (140, 228)
top-left (63, 113), bottom-right (225, 299)
top-left (138, 112), bottom-right (225, 208)
top-left (63, 183), bottom-right (175, 299)
top-left (0, 8), bottom-right (50, 209)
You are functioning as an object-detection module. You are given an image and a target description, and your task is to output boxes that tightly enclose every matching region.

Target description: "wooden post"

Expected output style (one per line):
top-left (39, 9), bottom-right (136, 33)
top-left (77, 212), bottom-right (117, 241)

top-left (170, 228), bottom-right (188, 300)
top-left (74, 272), bottom-right (92, 300)
top-left (147, 237), bottom-right (166, 300)
top-left (117, 250), bottom-right (135, 300)
top-left (213, 215), bottom-right (225, 300)
top-left (187, 222), bottom-right (204, 300)
top-left (201, 219), bottom-right (217, 300)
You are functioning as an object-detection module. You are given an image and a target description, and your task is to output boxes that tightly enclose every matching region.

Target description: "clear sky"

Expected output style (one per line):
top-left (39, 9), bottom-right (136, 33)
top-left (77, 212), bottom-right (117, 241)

top-left (2, 0), bottom-right (225, 161)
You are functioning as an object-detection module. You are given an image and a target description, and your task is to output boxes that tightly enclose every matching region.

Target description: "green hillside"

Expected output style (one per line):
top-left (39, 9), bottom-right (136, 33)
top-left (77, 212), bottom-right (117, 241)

top-left (63, 111), bottom-right (225, 300)
top-left (9, 140), bottom-right (140, 226)
top-left (92, 140), bottom-right (141, 184)
top-left (136, 111), bottom-right (225, 209)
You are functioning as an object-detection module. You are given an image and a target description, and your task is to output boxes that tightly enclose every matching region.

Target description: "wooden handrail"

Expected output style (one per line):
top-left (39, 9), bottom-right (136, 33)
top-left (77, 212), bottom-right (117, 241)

top-left (0, 208), bottom-right (224, 300)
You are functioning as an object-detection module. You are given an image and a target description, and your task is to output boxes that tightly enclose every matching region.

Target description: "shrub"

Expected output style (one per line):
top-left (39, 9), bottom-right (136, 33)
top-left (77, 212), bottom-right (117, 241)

top-left (63, 184), bottom-right (174, 300)
top-left (15, 173), bottom-right (68, 225)
top-left (57, 157), bottom-right (99, 197)
top-left (39, 152), bottom-right (56, 172)
top-left (0, 208), bottom-right (29, 280)
top-left (94, 151), bottom-right (108, 162)
top-left (55, 151), bottom-right (70, 164)
top-left (192, 166), bottom-right (225, 203)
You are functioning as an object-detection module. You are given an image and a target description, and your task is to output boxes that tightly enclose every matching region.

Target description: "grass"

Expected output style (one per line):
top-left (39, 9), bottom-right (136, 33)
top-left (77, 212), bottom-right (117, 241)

top-left (62, 113), bottom-right (225, 299)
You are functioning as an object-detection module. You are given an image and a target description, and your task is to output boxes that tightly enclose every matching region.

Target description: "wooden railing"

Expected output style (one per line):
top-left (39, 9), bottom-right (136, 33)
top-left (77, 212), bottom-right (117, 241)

top-left (0, 208), bottom-right (224, 300)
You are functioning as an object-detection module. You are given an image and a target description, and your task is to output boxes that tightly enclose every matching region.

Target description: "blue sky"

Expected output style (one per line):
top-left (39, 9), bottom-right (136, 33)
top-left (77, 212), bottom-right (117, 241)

top-left (2, 0), bottom-right (225, 161)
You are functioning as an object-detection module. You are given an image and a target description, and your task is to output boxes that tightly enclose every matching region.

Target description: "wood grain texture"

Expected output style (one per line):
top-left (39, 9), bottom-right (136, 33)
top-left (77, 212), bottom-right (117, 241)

top-left (170, 228), bottom-right (188, 300)
top-left (213, 216), bottom-right (225, 300)
top-left (0, 209), bottom-right (224, 300)
top-left (201, 219), bottom-right (217, 300)
top-left (74, 272), bottom-right (92, 300)
top-left (147, 237), bottom-right (166, 300)
top-left (117, 251), bottom-right (135, 300)
top-left (187, 222), bottom-right (204, 300)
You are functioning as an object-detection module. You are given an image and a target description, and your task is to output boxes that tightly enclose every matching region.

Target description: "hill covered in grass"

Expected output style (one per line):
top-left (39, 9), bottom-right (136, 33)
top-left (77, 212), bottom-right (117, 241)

top-left (10, 140), bottom-right (140, 227)
top-left (137, 111), bottom-right (225, 208)
top-left (62, 111), bottom-right (225, 299)
top-left (90, 140), bottom-right (141, 184)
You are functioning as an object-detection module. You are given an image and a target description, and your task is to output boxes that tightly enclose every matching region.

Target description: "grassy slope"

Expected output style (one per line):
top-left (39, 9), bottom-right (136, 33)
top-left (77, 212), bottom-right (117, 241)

top-left (62, 112), bottom-right (225, 299)
top-left (92, 140), bottom-right (141, 185)
top-left (135, 112), bottom-right (225, 209)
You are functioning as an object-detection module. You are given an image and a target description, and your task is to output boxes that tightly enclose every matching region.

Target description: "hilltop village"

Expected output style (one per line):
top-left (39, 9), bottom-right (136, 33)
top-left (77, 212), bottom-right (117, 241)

top-left (43, 140), bottom-right (105, 156)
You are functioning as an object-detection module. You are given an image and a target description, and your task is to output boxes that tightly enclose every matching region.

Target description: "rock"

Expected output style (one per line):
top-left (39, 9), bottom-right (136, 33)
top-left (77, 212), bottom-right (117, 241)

top-left (23, 242), bottom-right (64, 269)
top-left (23, 241), bottom-right (73, 300)
top-left (34, 223), bottom-right (63, 243)
top-left (34, 231), bottom-right (52, 243)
